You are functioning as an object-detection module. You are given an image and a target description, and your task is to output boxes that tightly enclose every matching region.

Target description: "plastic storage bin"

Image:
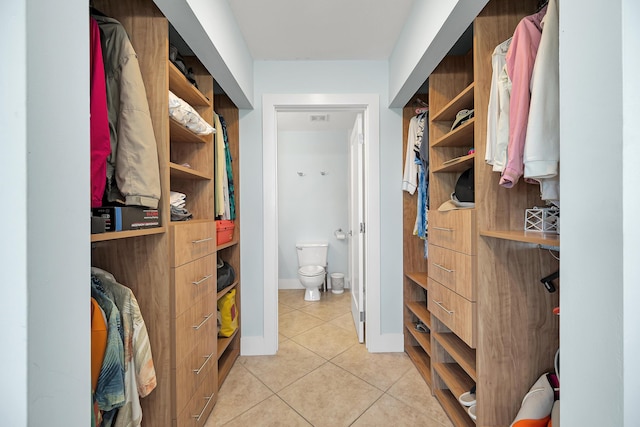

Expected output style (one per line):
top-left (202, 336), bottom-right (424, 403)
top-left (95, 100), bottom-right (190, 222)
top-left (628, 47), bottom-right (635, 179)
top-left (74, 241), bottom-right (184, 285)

top-left (216, 220), bottom-right (235, 245)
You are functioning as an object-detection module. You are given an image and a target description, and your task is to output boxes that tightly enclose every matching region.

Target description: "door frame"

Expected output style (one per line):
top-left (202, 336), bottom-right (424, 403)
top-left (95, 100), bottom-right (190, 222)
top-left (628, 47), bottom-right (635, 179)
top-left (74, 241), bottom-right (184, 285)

top-left (262, 93), bottom-right (380, 354)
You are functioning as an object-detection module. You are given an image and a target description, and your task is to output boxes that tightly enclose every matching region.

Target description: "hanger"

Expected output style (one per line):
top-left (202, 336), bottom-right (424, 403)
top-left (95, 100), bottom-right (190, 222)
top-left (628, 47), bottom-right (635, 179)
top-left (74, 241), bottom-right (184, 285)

top-left (535, 0), bottom-right (549, 13)
top-left (414, 97), bottom-right (429, 115)
top-left (540, 269), bottom-right (558, 293)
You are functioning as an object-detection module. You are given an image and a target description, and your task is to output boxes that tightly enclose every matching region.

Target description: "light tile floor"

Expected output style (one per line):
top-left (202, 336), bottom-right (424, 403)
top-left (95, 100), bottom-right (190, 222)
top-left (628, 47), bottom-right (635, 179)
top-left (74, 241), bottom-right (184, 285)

top-left (205, 289), bottom-right (453, 427)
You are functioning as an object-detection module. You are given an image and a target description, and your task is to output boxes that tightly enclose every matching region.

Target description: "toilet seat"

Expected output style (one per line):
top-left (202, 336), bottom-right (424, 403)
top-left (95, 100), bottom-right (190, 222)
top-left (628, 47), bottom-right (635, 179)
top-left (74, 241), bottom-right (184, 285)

top-left (298, 265), bottom-right (324, 277)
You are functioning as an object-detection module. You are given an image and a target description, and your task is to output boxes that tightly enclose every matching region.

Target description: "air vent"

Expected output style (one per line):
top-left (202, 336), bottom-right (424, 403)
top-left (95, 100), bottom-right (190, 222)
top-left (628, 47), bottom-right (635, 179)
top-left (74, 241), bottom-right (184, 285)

top-left (309, 114), bottom-right (330, 122)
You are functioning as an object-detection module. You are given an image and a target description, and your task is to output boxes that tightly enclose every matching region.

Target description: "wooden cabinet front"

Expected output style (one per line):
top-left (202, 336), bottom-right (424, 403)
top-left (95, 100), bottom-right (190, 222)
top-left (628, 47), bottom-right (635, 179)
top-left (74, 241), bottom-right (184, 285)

top-left (428, 209), bottom-right (476, 255)
top-left (428, 278), bottom-right (476, 348)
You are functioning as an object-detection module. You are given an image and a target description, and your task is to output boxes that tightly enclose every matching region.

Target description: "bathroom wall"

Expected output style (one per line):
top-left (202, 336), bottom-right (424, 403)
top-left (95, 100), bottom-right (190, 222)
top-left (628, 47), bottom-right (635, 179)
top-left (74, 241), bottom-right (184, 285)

top-left (277, 129), bottom-right (349, 289)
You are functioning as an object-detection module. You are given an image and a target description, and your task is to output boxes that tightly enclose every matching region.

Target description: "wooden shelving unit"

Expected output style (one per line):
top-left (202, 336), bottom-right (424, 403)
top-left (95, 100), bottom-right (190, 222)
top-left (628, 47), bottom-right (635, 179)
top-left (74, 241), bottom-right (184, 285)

top-left (169, 162), bottom-right (212, 180)
top-left (402, 92), bottom-right (432, 389)
top-left (432, 119), bottom-right (475, 148)
top-left (480, 229), bottom-right (560, 247)
top-left (433, 332), bottom-right (476, 380)
top-left (90, 2), bottom-right (242, 425)
top-left (434, 389), bottom-right (476, 427)
top-left (411, 1), bottom-right (561, 425)
top-left (90, 227), bottom-right (166, 243)
top-left (169, 117), bottom-right (212, 144)
top-left (431, 83), bottom-right (475, 122)
top-left (432, 153), bottom-right (475, 173)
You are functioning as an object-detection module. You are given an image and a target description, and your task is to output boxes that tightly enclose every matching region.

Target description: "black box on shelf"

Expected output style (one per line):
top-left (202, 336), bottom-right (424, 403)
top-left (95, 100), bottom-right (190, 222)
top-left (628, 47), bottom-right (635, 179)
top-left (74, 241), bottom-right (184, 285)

top-left (91, 206), bottom-right (161, 232)
top-left (91, 215), bottom-right (107, 234)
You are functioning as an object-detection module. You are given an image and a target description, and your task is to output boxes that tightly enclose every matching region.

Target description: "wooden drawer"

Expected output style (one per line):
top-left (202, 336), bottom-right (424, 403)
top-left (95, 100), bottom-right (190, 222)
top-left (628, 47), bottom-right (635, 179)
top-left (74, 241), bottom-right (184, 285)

top-left (171, 221), bottom-right (216, 267)
top-left (173, 253), bottom-right (217, 318)
top-left (175, 366), bottom-right (217, 427)
top-left (428, 278), bottom-right (476, 348)
top-left (428, 209), bottom-right (476, 255)
top-left (175, 294), bottom-right (217, 365)
top-left (175, 337), bottom-right (216, 416)
top-left (428, 244), bottom-right (476, 301)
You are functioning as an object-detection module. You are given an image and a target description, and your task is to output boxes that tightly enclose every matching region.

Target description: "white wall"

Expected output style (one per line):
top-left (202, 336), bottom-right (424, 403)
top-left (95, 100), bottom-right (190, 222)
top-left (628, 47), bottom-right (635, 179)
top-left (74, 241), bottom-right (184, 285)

top-left (1, 1), bottom-right (28, 425)
top-left (560, 0), bottom-right (635, 425)
top-left (388, 0), bottom-right (489, 107)
top-left (622, 2), bottom-right (640, 425)
top-left (154, 0), bottom-right (254, 108)
top-left (0, 0), bottom-right (90, 425)
top-left (277, 130), bottom-right (349, 287)
top-left (240, 60), bottom-right (403, 339)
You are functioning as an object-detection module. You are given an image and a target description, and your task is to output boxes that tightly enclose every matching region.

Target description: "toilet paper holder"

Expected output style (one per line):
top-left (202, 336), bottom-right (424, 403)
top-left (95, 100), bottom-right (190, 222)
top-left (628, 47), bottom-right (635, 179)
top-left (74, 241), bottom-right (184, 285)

top-left (334, 228), bottom-right (346, 240)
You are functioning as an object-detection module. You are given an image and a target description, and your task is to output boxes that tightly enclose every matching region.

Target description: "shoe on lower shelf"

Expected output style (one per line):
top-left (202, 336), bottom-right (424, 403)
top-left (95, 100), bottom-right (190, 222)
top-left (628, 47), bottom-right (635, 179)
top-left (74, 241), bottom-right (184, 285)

top-left (468, 404), bottom-right (477, 421)
top-left (459, 385), bottom-right (476, 407)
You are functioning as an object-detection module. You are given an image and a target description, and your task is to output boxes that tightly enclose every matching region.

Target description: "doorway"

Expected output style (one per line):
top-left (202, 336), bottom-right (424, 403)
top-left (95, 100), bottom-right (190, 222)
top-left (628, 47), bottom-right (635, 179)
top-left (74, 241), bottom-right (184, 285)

top-left (262, 94), bottom-right (381, 355)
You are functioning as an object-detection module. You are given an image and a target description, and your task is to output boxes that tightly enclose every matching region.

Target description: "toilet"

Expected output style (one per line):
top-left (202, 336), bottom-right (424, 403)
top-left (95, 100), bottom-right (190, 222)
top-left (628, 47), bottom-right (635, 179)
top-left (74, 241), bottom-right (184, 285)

top-left (296, 242), bottom-right (328, 301)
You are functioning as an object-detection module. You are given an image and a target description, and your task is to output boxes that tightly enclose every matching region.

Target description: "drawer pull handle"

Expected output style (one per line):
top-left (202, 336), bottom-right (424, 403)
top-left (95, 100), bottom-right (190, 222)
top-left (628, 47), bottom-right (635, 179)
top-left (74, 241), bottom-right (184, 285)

top-left (192, 237), bottom-right (214, 244)
top-left (433, 300), bottom-right (454, 315)
top-left (193, 313), bottom-right (213, 330)
top-left (432, 226), bottom-right (454, 232)
top-left (192, 274), bottom-right (213, 285)
top-left (433, 263), bottom-right (454, 274)
top-left (192, 393), bottom-right (215, 421)
top-left (193, 353), bottom-right (214, 375)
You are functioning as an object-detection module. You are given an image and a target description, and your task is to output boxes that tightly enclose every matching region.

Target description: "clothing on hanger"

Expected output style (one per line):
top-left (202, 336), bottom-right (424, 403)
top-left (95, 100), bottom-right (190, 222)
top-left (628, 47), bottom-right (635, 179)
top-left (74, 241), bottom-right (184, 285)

top-left (499, 5), bottom-right (547, 188)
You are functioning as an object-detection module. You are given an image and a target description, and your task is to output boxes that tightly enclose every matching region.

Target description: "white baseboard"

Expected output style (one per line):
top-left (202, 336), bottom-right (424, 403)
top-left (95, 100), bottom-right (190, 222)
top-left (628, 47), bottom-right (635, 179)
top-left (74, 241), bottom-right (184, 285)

top-left (366, 332), bottom-right (404, 353)
top-left (278, 279), bottom-right (303, 290)
top-left (241, 335), bottom-right (277, 356)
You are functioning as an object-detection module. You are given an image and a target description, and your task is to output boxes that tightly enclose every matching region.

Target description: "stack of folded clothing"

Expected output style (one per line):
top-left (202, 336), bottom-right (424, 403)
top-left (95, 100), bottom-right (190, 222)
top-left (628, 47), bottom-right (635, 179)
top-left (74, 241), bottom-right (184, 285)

top-left (170, 191), bottom-right (192, 221)
top-left (168, 91), bottom-right (215, 136)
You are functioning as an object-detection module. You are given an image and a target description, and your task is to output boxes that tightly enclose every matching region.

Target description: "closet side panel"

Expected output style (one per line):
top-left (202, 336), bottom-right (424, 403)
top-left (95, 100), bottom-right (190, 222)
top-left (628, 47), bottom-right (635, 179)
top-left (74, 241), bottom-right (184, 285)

top-left (474, 0), bottom-right (559, 425)
top-left (92, 0), bottom-right (172, 425)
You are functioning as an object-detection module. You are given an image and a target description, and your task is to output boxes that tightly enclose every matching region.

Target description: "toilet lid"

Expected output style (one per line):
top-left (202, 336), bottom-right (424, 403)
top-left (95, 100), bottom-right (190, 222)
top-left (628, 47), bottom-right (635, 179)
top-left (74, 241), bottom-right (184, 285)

top-left (298, 265), bottom-right (324, 276)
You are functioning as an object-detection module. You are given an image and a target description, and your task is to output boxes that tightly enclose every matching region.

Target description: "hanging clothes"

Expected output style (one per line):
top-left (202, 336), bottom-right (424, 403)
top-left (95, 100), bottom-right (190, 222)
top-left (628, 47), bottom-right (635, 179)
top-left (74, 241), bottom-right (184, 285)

top-left (485, 37), bottom-right (512, 172)
top-left (499, 5), bottom-right (547, 188)
top-left (92, 14), bottom-right (161, 209)
top-left (91, 277), bottom-right (126, 415)
top-left (90, 17), bottom-right (111, 208)
top-left (402, 116), bottom-right (420, 194)
top-left (524, 0), bottom-right (560, 203)
top-left (91, 297), bottom-right (108, 427)
top-left (92, 268), bottom-right (157, 427)
top-left (214, 112), bottom-right (227, 218)
top-left (413, 112), bottom-right (429, 239)
top-left (219, 115), bottom-right (236, 220)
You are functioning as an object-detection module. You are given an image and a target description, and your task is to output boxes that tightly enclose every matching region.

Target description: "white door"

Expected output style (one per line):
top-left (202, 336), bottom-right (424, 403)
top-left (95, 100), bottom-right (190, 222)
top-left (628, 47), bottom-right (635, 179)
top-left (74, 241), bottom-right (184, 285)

top-left (348, 113), bottom-right (365, 343)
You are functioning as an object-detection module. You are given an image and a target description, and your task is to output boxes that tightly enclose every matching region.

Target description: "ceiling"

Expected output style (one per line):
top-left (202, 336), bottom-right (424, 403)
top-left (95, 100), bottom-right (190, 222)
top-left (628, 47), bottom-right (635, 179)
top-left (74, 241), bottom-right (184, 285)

top-left (225, 0), bottom-right (415, 130)
top-left (226, 0), bottom-right (415, 60)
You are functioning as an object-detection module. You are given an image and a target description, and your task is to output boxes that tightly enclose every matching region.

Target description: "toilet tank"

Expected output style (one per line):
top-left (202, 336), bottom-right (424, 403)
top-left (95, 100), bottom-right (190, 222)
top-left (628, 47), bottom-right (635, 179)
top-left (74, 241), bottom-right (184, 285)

top-left (296, 242), bottom-right (328, 267)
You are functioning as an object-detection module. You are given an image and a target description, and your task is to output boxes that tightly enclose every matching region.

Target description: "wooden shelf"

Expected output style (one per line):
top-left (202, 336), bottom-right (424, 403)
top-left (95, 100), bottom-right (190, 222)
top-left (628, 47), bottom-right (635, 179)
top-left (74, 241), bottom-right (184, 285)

top-left (433, 362), bottom-right (475, 405)
top-left (432, 82), bottom-right (475, 122)
top-left (406, 301), bottom-right (432, 330)
top-left (431, 118), bottom-right (475, 148)
top-left (404, 345), bottom-right (432, 388)
top-left (218, 335), bottom-right (240, 388)
top-left (217, 281), bottom-right (239, 301)
top-left (169, 117), bottom-right (212, 144)
top-left (217, 239), bottom-right (239, 251)
top-left (217, 328), bottom-right (239, 359)
top-left (90, 226), bottom-right (165, 242)
top-left (169, 162), bottom-right (212, 180)
top-left (405, 320), bottom-right (431, 355)
top-left (168, 61), bottom-right (210, 107)
top-left (480, 230), bottom-right (560, 247)
top-left (433, 153), bottom-right (475, 173)
top-left (433, 332), bottom-right (477, 381)
top-left (434, 388), bottom-right (476, 427)
top-left (405, 271), bottom-right (428, 291)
